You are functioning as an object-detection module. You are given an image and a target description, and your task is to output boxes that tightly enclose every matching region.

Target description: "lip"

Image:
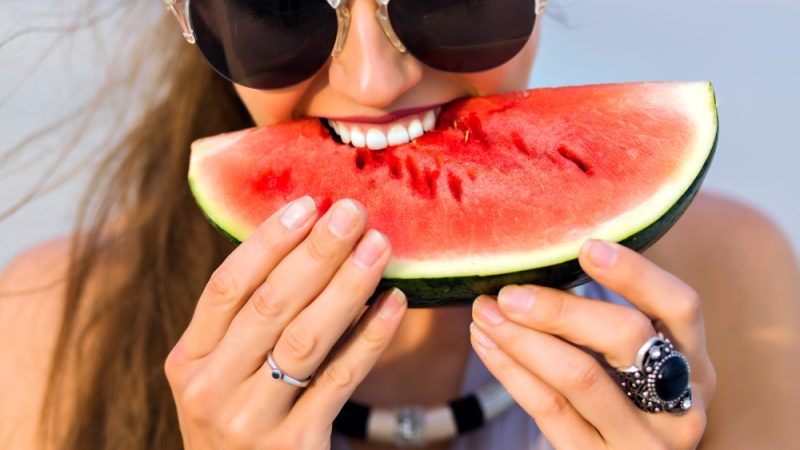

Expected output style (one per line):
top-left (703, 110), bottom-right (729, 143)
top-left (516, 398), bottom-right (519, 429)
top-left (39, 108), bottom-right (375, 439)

top-left (326, 103), bottom-right (447, 124)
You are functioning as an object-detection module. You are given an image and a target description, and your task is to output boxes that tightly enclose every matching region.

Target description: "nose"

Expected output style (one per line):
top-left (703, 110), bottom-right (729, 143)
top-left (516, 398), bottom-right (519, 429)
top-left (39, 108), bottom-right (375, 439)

top-left (327, 0), bottom-right (423, 109)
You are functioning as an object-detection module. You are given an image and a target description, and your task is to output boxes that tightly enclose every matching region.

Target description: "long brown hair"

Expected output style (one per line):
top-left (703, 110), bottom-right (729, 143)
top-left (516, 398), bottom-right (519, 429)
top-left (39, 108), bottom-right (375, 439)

top-left (10, 12), bottom-right (253, 450)
top-left (1, 2), bottom-right (572, 448)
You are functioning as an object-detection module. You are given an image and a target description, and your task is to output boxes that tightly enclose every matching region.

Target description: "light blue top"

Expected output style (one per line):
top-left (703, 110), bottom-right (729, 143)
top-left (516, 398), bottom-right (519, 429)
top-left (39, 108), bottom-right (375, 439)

top-left (331, 281), bottom-right (630, 449)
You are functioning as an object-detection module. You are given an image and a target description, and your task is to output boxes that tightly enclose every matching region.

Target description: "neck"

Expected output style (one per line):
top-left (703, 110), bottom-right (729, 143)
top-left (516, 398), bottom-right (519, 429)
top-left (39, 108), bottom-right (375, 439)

top-left (351, 304), bottom-right (474, 407)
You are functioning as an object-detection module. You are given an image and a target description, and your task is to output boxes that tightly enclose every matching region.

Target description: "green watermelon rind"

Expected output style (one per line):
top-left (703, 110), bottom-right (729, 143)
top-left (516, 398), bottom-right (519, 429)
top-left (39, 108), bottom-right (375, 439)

top-left (189, 129), bottom-right (255, 246)
top-left (377, 82), bottom-right (718, 306)
top-left (385, 82), bottom-right (718, 279)
top-left (188, 82), bottom-right (719, 307)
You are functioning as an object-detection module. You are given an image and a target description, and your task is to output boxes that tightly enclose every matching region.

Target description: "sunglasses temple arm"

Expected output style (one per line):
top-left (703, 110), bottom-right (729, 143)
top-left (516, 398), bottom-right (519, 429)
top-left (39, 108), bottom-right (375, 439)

top-left (163, 0), bottom-right (197, 44)
top-left (535, 0), bottom-right (548, 15)
top-left (333, 6), bottom-right (351, 56)
top-left (375, 4), bottom-right (407, 53)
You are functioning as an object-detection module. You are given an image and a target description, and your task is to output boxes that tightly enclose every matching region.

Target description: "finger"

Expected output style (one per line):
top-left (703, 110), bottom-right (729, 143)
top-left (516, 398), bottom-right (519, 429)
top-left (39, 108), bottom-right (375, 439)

top-left (180, 196), bottom-right (318, 359)
top-left (469, 322), bottom-right (604, 450)
top-left (496, 284), bottom-right (657, 368)
top-left (290, 288), bottom-right (407, 425)
top-left (209, 199), bottom-right (368, 379)
top-left (269, 228), bottom-right (392, 389)
top-left (473, 296), bottom-right (655, 444)
top-left (579, 240), bottom-right (711, 375)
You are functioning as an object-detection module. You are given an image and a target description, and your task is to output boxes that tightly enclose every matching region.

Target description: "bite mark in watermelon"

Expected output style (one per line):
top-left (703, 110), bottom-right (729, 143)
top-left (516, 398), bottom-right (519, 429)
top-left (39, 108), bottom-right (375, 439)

top-left (188, 81), bottom-right (718, 307)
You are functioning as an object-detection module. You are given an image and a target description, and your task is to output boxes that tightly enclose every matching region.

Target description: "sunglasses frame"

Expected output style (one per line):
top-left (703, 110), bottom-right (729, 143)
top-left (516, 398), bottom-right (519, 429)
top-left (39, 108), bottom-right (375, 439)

top-left (162, 0), bottom-right (548, 85)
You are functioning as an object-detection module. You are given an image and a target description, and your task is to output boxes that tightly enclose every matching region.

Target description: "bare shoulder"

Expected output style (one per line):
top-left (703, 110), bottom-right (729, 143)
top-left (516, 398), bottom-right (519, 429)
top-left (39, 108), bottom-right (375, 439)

top-left (646, 191), bottom-right (800, 448)
top-left (647, 190), bottom-right (798, 310)
top-left (0, 236), bottom-right (74, 449)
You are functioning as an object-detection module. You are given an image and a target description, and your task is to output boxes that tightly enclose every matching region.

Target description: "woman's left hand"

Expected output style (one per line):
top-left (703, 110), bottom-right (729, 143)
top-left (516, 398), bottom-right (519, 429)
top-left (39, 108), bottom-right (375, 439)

top-left (470, 239), bottom-right (717, 450)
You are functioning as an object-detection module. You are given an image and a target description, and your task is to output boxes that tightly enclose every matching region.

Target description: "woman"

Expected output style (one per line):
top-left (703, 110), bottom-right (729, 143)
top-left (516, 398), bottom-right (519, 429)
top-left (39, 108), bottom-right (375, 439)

top-left (1, 0), bottom-right (798, 449)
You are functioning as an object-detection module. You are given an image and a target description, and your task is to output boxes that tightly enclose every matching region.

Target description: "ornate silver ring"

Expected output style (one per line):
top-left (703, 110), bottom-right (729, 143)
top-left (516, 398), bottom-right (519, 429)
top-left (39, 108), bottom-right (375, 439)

top-left (615, 333), bottom-right (692, 415)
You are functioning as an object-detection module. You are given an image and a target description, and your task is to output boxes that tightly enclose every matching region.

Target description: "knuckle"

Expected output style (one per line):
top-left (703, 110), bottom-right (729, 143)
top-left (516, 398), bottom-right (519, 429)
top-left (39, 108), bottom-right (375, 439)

top-left (705, 363), bottom-right (718, 397)
top-left (222, 412), bottom-right (258, 449)
top-left (678, 410), bottom-right (708, 448)
top-left (305, 228), bottom-right (338, 263)
top-left (671, 286), bottom-right (702, 323)
top-left (617, 310), bottom-right (655, 349)
top-left (320, 363), bottom-right (355, 390)
top-left (564, 357), bottom-right (604, 392)
top-left (336, 274), bottom-right (369, 300)
top-left (536, 389), bottom-right (570, 418)
top-left (180, 378), bottom-right (217, 425)
top-left (249, 281), bottom-right (283, 322)
top-left (281, 322), bottom-right (318, 360)
top-left (164, 347), bottom-right (187, 386)
top-left (252, 222), bottom-right (282, 254)
top-left (206, 266), bottom-right (237, 303)
top-left (359, 322), bottom-right (389, 353)
top-left (536, 292), bottom-right (567, 326)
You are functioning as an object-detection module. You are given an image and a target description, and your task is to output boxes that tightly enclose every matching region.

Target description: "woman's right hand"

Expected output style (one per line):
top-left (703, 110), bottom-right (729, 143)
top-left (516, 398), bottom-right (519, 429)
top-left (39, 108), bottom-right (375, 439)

top-left (165, 196), bottom-right (407, 449)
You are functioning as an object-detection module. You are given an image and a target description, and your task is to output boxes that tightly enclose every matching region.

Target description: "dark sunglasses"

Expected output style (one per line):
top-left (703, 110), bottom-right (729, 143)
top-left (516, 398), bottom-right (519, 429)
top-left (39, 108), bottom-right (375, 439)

top-left (163, 0), bottom-right (547, 90)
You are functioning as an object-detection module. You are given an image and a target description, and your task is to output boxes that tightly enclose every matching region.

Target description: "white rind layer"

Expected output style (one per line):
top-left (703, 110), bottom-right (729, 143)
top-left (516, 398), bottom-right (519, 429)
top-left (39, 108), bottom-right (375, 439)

top-left (385, 82), bottom-right (717, 278)
top-left (189, 82), bottom-right (718, 280)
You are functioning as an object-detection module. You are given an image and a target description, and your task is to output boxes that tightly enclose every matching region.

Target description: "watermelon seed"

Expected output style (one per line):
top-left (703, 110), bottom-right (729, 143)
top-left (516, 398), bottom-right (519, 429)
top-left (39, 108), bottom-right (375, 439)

top-left (424, 168), bottom-right (440, 198)
top-left (511, 132), bottom-right (531, 157)
top-left (388, 153), bottom-right (403, 179)
top-left (465, 113), bottom-right (490, 146)
top-left (405, 156), bottom-right (439, 198)
top-left (355, 149), bottom-right (368, 170)
top-left (447, 173), bottom-right (463, 202)
top-left (557, 145), bottom-right (593, 175)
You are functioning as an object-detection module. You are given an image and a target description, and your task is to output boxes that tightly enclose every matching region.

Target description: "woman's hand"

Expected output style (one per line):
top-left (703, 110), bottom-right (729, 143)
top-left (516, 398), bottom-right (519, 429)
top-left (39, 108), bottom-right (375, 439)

top-left (470, 239), bottom-right (716, 450)
top-left (164, 196), bottom-right (407, 449)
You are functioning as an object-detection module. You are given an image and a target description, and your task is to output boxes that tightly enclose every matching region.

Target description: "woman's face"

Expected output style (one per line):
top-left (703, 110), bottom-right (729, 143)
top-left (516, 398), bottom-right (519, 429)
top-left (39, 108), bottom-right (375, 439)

top-left (234, 0), bottom-right (542, 149)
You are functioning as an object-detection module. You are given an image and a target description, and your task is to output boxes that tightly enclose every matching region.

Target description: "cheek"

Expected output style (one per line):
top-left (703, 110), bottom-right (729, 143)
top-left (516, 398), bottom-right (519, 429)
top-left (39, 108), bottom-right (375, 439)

top-left (234, 82), bottom-right (313, 126)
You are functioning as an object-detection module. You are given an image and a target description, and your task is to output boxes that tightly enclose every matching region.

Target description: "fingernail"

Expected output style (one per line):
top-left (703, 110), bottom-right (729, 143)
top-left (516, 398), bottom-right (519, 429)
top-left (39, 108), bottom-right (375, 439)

top-left (378, 288), bottom-right (406, 319)
top-left (587, 239), bottom-right (617, 268)
top-left (328, 199), bottom-right (363, 238)
top-left (354, 230), bottom-right (388, 267)
top-left (470, 322), bottom-right (497, 349)
top-left (499, 285), bottom-right (534, 314)
top-left (280, 196), bottom-right (316, 230)
top-left (475, 298), bottom-right (504, 326)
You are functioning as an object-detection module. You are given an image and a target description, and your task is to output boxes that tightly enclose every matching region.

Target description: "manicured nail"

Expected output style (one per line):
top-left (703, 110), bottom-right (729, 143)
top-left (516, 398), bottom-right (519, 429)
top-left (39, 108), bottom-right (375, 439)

top-left (328, 199), bottom-right (362, 238)
top-left (499, 285), bottom-right (534, 314)
top-left (475, 298), bottom-right (504, 325)
top-left (470, 322), bottom-right (497, 349)
top-left (587, 239), bottom-right (618, 268)
top-left (378, 288), bottom-right (406, 319)
top-left (280, 196), bottom-right (315, 230)
top-left (354, 229), bottom-right (388, 267)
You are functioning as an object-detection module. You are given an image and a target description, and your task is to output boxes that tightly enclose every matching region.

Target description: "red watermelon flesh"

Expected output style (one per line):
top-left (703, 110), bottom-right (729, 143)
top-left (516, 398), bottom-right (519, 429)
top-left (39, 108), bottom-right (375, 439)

top-left (189, 81), bottom-right (718, 305)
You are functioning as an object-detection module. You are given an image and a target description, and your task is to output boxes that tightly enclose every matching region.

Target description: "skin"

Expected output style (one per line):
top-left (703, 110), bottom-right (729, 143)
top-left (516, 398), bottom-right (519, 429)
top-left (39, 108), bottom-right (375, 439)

top-left (0, 0), bottom-right (798, 449)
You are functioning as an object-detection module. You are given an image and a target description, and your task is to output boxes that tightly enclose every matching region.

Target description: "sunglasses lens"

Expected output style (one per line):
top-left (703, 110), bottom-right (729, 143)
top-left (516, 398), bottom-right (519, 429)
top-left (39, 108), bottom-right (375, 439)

top-left (190, 0), bottom-right (337, 89)
top-left (388, 0), bottom-right (536, 73)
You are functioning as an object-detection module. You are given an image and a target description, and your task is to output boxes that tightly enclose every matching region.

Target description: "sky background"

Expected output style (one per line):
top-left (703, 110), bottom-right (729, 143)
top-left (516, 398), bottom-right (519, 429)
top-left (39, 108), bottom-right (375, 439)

top-left (1, 0), bottom-right (799, 269)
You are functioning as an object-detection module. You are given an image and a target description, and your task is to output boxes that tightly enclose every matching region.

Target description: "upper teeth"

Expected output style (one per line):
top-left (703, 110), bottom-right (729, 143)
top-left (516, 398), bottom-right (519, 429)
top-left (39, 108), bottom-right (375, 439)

top-left (327, 108), bottom-right (440, 150)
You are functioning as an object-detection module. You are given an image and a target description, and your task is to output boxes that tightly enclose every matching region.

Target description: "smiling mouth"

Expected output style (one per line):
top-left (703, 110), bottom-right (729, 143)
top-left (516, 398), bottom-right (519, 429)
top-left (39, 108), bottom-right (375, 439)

top-left (325, 107), bottom-right (441, 150)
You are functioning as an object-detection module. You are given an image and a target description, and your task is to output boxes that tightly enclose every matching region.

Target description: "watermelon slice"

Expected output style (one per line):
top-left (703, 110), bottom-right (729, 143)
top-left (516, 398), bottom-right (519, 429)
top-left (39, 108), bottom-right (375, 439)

top-left (189, 81), bottom-right (718, 307)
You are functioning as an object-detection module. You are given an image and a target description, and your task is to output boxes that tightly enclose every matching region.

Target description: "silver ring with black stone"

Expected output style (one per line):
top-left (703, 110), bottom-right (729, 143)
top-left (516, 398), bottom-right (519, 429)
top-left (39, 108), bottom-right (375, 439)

top-left (267, 352), bottom-right (313, 388)
top-left (615, 333), bottom-right (692, 415)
